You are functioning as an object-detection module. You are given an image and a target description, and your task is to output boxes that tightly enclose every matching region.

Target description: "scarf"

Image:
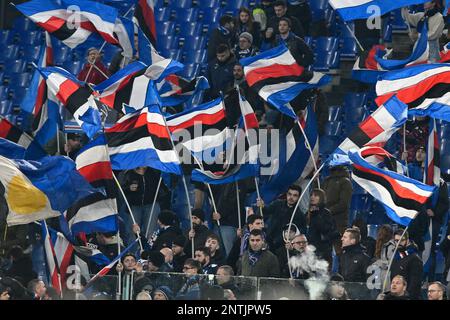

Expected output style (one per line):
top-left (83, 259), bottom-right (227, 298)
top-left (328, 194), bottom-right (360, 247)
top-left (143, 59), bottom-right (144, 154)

top-left (248, 248), bottom-right (263, 266)
top-left (218, 26), bottom-right (230, 36)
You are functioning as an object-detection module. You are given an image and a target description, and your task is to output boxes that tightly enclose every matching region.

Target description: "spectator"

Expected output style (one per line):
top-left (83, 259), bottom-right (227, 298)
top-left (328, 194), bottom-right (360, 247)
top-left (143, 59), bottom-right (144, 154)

top-left (109, 33), bottom-right (139, 74)
top-left (0, 282), bottom-right (10, 300)
top-left (390, 229), bottom-right (423, 300)
top-left (285, 234), bottom-right (318, 279)
top-left (176, 258), bottom-right (202, 300)
top-left (237, 229), bottom-right (280, 277)
top-left (207, 15), bottom-right (237, 62)
top-left (77, 47), bottom-right (110, 85)
top-left (122, 166), bottom-right (162, 238)
top-left (267, 0), bottom-right (304, 38)
top-left (406, 145), bottom-right (426, 181)
top-left (326, 274), bottom-right (350, 300)
top-left (172, 235), bottom-right (188, 273)
top-left (27, 279), bottom-right (47, 300)
top-left (374, 225), bottom-right (394, 260)
top-left (153, 286), bottom-right (174, 300)
top-left (194, 247), bottom-right (218, 275)
top-left (377, 275), bottom-right (410, 300)
top-left (159, 247), bottom-right (174, 272)
top-left (306, 188), bottom-right (340, 267)
top-left (400, 117), bottom-right (429, 164)
top-left (185, 209), bottom-right (213, 255)
top-left (427, 281), bottom-right (446, 300)
top-left (234, 32), bottom-right (259, 60)
top-left (275, 224), bottom-right (300, 276)
top-left (230, 64), bottom-right (264, 114)
top-left (118, 253), bottom-right (137, 275)
top-left (148, 210), bottom-right (182, 252)
top-left (206, 44), bottom-right (237, 100)
top-left (256, 0), bottom-right (276, 26)
top-left (4, 246), bottom-right (37, 287)
top-left (322, 165), bottom-right (353, 256)
top-left (205, 234), bottom-right (225, 266)
top-left (216, 265), bottom-right (239, 295)
top-left (64, 133), bottom-right (82, 160)
top-left (236, 7), bottom-right (262, 48)
top-left (339, 227), bottom-right (371, 283)
top-left (352, 218), bottom-right (376, 259)
top-left (141, 250), bottom-right (165, 273)
top-left (286, 0), bottom-right (312, 36)
top-left (136, 291), bottom-right (152, 300)
top-left (402, 2), bottom-right (445, 62)
top-left (94, 232), bottom-right (123, 263)
top-left (256, 185), bottom-right (307, 251)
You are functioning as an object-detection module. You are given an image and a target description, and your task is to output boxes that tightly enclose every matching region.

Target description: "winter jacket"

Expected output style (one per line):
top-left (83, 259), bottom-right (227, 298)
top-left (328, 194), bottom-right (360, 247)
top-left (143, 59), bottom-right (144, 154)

top-left (306, 206), bottom-right (340, 261)
top-left (210, 249), bottom-right (226, 267)
top-left (176, 276), bottom-right (201, 300)
top-left (207, 27), bottom-right (237, 62)
top-left (5, 256), bottom-right (36, 287)
top-left (152, 225), bottom-right (182, 252)
top-left (390, 242), bottom-right (423, 300)
top-left (263, 199), bottom-right (307, 250)
top-left (268, 14), bottom-right (305, 38)
top-left (238, 249), bottom-right (280, 278)
top-left (287, 1), bottom-right (312, 36)
top-left (402, 8), bottom-right (445, 41)
top-left (236, 21), bottom-right (262, 48)
top-left (381, 292), bottom-right (411, 300)
top-left (273, 32), bottom-right (314, 67)
top-left (339, 243), bottom-right (371, 283)
top-left (408, 210), bottom-right (428, 252)
top-left (173, 253), bottom-right (188, 273)
top-left (77, 61), bottom-right (110, 85)
top-left (233, 46), bottom-right (259, 60)
top-left (206, 54), bottom-right (237, 100)
top-left (184, 224), bottom-right (213, 255)
top-left (322, 167), bottom-right (353, 234)
top-left (122, 168), bottom-right (162, 207)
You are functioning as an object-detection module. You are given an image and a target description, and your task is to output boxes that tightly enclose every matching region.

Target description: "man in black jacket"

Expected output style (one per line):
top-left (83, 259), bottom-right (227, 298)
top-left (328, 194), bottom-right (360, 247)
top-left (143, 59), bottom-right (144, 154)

top-left (206, 44), bottom-right (237, 100)
top-left (267, 0), bottom-right (304, 38)
top-left (147, 210), bottom-right (182, 252)
top-left (185, 209), bottom-right (213, 256)
top-left (339, 227), bottom-right (371, 283)
top-left (390, 229), bottom-right (423, 300)
top-left (207, 15), bottom-right (237, 62)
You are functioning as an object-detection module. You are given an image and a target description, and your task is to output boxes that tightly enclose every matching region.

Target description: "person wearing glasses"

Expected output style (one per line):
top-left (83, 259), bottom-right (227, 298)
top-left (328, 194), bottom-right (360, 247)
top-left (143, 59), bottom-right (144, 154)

top-left (427, 282), bottom-right (446, 300)
top-left (176, 259), bottom-right (202, 300)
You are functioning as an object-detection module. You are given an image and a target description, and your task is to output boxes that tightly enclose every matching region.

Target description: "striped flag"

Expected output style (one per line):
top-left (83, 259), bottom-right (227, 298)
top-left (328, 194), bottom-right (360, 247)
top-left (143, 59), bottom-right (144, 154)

top-left (349, 146), bottom-right (436, 226)
top-left (38, 66), bottom-right (102, 139)
top-left (106, 103), bottom-right (182, 174)
top-left (0, 118), bottom-right (34, 148)
top-left (376, 64), bottom-right (450, 122)
top-left (439, 42), bottom-right (450, 63)
top-left (133, 0), bottom-right (157, 48)
top-left (240, 44), bottom-right (330, 119)
top-left (330, 95), bottom-right (408, 166)
top-left (191, 90), bottom-right (260, 184)
top-left (64, 134), bottom-right (118, 235)
top-left (158, 75), bottom-right (209, 108)
top-left (425, 118), bottom-right (440, 186)
top-left (329, 0), bottom-right (429, 21)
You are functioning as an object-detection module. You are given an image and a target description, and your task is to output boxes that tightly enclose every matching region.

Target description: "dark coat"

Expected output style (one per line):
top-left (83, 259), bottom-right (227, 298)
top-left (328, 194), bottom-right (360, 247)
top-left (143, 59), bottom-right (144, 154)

top-left (390, 243), bottom-right (423, 300)
top-left (207, 27), bottom-right (237, 62)
top-left (382, 292), bottom-right (411, 300)
top-left (273, 32), bottom-right (314, 67)
top-left (322, 167), bottom-right (353, 234)
top-left (287, 1), bottom-right (312, 35)
top-left (184, 224), bottom-right (213, 255)
top-left (238, 249), bottom-right (280, 278)
top-left (5, 256), bottom-right (36, 287)
top-left (236, 21), bottom-right (262, 48)
top-left (263, 199), bottom-right (307, 250)
top-left (206, 54), bottom-right (237, 100)
top-left (122, 168), bottom-right (161, 207)
top-left (173, 253), bottom-right (188, 273)
top-left (307, 206), bottom-right (340, 261)
top-left (339, 243), bottom-right (371, 283)
top-left (268, 15), bottom-right (305, 38)
top-left (153, 225), bottom-right (182, 252)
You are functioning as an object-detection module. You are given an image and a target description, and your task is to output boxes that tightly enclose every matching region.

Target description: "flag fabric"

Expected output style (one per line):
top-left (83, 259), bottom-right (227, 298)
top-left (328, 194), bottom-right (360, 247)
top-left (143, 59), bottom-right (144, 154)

top-left (352, 45), bottom-right (389, 84)
top-left (0, 155), bottom-right (60, 226)
top-left (39, 66), bottom-right (102, 139)
top-left (240, 43), bottom-right (331, 119)
top-left (144, 58), bottom-right (184, 83)
top-left (0, 138), bottom-right (27, 160)
top-left (375, 22), bottom-right (429, 70)
top-left (375, 64), bottom-right (450, 121)
top-left (0, 118), bottom-right (34, 148)
top-left (106, 104), bottom-right (182, 174)
top-left (15, 0), bottom-right (119, 49)
top-left (133, 0), bottom-right (157, 48)
top-left (253, 103), bottom-right (318, 203)
top-left (329, 0), bottom-right (429, 21)
top-left (166, 97), bottom-right (229, 153)
top-left (157, 75), bottom-right (209, 108)
top-left (191, 90), bottom-right (260, 185)
top-left (439, 42), bottom-right (450, 63)
top-left (137, 25), bottom-right (166, 66)
top-left (329, 95), bottom-right (408, 166)
top-left (41, 221), bottom-right (61, 294)
top-left (72, 244), bottom-right (110, 267)
top-left (348, 146), bottom-right (436, 226)
top-left (66, 134), bottom-right (118, 235)
top-left (425, 118), bottom-right (440, 186)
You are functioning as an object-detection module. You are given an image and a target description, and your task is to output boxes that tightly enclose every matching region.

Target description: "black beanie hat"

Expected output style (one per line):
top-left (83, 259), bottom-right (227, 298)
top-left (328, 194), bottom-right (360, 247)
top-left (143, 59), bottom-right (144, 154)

top-left (142, 251), bottom-right (165, 268)
top-left (191, 208), bottom-right (205, 222)
top-left (158, 210), bottom-right (176, 226)
top-left (173, 235), bottom-right (187, 248)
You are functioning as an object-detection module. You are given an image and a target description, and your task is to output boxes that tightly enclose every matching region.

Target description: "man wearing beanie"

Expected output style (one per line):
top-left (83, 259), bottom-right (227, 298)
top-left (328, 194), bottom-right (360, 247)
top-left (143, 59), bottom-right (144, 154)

top-left (184, 209), bottom-right (214, 257)
top-left (153, 286), bottom-right (174, 300)
top-left (172, 235), bottom-right (188, 273)
top-left (138, 210), bottom-right (182, 252)
top-left (141, 250), bottom-right (165, 272)
top-left (234, 32), bottom-right (259, 60)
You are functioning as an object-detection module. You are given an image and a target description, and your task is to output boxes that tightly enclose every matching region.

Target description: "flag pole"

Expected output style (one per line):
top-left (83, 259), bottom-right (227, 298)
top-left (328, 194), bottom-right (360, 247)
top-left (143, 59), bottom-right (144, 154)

top-left (286, 162), bottom-right (326, 278)
top-left (344, 21), bottom-right (365, 52)
top-left (116, 228), bottom-right (122, 300)
top-left (83, 5), bottom-right (135, 83)
top-left (145, 176), bottom-right (163, 238)
top-left (42, 220), bottom-right (64, 299)
top-left (254, 177), bottom-right (264, 217)
top-left (235, 181), bottom-right (242, 230)
top-left (403, 124), bottom-right (409, 177)
top-left (159, 107), bottom-right (194, 258)
top-left (382, 226), bottom-right (409, 293)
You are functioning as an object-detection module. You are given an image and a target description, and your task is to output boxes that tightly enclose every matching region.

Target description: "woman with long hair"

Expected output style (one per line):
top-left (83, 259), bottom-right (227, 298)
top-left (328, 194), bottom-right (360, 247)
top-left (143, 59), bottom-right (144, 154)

top-left (235, 7), bottom-right (262, 48)
top-left (374, 224), bottom-right (394, 260)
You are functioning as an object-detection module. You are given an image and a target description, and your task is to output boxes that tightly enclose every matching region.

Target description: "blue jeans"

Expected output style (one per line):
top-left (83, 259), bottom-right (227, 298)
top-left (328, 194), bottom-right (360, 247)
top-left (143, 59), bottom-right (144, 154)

top-left (213, 225), bottom-right (237, 257)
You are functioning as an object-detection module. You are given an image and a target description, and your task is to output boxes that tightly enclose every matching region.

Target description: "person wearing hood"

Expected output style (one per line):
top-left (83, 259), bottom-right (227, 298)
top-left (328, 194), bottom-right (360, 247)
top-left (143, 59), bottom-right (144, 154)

top-left (322, 165), bottom-right (353, 256)
top-left (184, 209), bottom-right (213, 256)
top-left (339, 227), bottom-right (371, 283)
top-left (153, 286), bottom-right (174, 300)
top-left (206, 43), bottom-right (237, 100)
top-left (172, 235), bottom-right (188, 273)
top-left (402, 2), bottom-right (445, 62)
top-left (390, 229), bottom-right (423, 300)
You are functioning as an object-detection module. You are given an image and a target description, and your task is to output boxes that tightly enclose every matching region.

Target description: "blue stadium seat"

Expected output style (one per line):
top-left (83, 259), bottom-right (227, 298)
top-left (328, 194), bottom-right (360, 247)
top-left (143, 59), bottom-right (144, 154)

top-left (0, 30), bottom-right (12, 46)
top-left (341, 38), bottom-right (357, 59)
top-left (391, 9), bottom-right (408, 31)
top-left (154, 0), bottom-right (165, 8)
top-left (184, 49), bottom-right (208, 64)
top-left (158, 35), bottom-right (180, 51)
top-left (63, 60), bottom-right (82, 76)
top-left (0, 71), bottom-right (3, 83)
top-left (0, 86), bottom-right (9, 100)
top-left (178, 22), bottom-right (203, 38)
top-left (222, 0), bottom-right (249, 10)
top-left (157, 21), bottom-right (176, 36)
top-left (344, 92), bottom-right (368, 110)
top-left (313, 50), bottom-right (340, 71)
top-left (201, 0), bottom-right (221, 8)
top-left (7, 73), bottom-right (32, 88)
top-left (12, 17), bottom-right (37, 34)
top-left (309, 0), bottom-right (329, 21)
top-left (4, 59), bottom-right (27, 76)
top-left (168, 0), bottom-right (192, 9)
top-left (441, 139), bottom-right (450, 155)
top-left (174, 8), bottom-right (200, 22)
top-left (345, 106), bottom-right (369, 125)
top-left (315, 37), bottom-right (339, 53)
top-left (304, 36), bottom-right (313, 47)
top-left (54, 46), bottom-right (72, 66)
top-left (319, 135), bottom-right (340, 156)
top-left (328, 105), bottom-right (343, 121)
top-left (182, 36), bottom-right (207, 51)
top-left (177, 63), bottom-right (199, 80)
top-left (201, 8), bottom-right (222, 30)
top-left (440, 124), bottom-right (450, 139)
top-left (323, 121), bottom-right (343, 137)
top-left (21, 45), bottom-right (41, 63)
top-left (0, 100), bottom-right (13, 116)
top-left (155, 7), bottom-right (171, 22)
top-left (440, 155), bottom-right (450, 175)
top-left (20, 30), bottom-right (42, 46)
top-left (10, 87), bottom-right (29, 106)
top-left (167, 49), bottom-right (183, 61)
top-left (0, 45), bottom-right (20, 62)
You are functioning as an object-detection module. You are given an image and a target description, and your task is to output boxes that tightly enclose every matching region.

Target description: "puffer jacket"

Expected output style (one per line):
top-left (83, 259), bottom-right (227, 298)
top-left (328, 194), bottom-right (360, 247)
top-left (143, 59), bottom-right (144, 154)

top-left (339, 243), bottom-right (371, 283)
